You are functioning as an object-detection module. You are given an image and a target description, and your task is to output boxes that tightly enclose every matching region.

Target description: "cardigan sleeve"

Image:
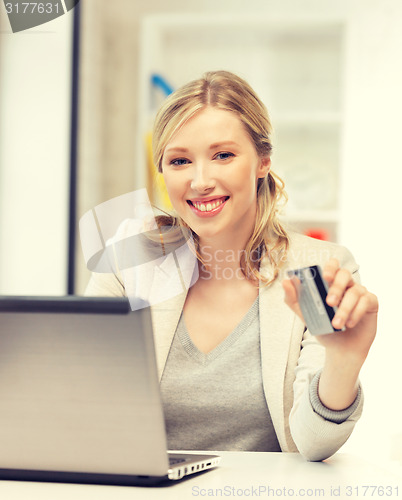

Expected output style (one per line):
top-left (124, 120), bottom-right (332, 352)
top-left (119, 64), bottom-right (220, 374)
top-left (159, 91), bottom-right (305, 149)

top-left (289, 342), bottom-right (364, 461)
top-left (288, 242), bottom-right (364, 461)
top-left (309, 370), bottom-right (362, 423)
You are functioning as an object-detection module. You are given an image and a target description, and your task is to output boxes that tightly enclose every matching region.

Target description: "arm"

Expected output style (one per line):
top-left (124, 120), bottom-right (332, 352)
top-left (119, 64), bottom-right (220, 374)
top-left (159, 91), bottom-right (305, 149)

top-left (316, 260), bottom-right (377, 410)
top-left (287, 328), bottom-right (365, 461)
top-left (289, 330), bottom-right (364, 461)
top-left (282, 245), bottom-right (377, 461)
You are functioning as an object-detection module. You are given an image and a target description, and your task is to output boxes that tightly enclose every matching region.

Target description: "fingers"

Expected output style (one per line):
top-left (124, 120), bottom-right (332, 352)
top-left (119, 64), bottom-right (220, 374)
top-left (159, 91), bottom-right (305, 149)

top-left (326, 268), bottom-right (355, 308)
top-left (322, 258), bottom-right (341, 284)
top-left (343, 292), bottom-right (379, 328)
top-left (323, 260), bottom-right (363, 329)
top-left (331, 284), bottom-right (368, 329)
top-left (329, 276), bottom-right (379, 330)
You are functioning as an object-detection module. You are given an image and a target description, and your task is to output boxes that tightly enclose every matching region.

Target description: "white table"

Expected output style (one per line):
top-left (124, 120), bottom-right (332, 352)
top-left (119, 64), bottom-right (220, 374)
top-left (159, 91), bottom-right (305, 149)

top-left (0, 452), bottom-right (401, 499)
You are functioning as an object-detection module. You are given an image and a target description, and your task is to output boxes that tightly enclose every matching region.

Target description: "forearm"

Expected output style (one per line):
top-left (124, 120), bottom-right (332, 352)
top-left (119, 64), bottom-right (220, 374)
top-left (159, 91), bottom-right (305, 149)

top-left (289, 365), bottom-right (364, 462)
top-left (318, 350), bottom-right (364, 411)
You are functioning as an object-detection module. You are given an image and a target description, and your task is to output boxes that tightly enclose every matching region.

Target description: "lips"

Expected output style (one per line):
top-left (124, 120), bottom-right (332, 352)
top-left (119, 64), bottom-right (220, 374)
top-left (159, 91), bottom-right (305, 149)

top-left (187, 196), bottom-right (229, 216)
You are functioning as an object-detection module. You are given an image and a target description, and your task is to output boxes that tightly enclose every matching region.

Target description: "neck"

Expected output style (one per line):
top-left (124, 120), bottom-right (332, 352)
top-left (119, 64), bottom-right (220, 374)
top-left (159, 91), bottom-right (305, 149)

top-left (197, 234), bottom-right (253, 285)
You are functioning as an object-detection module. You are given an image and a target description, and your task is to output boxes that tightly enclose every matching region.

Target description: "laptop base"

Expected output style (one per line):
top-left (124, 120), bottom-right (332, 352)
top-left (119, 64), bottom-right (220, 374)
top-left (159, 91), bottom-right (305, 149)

top-left (0, 467), bottom-right (173, 487)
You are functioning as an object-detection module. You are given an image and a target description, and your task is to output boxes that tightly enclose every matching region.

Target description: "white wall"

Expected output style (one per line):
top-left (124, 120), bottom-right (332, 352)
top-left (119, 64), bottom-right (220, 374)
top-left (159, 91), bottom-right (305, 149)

top-left (339, 0), bottom-right (402, 470)
top-left (0, 10), bottom-right (72, 295)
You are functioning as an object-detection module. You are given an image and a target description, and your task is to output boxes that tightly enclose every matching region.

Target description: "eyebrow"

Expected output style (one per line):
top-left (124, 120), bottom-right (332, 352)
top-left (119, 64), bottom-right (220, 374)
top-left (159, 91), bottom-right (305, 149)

top-left (165, 141), bottom-right (238, 154)
top-left (164, 147), bottom-right (189, 154)
top-left (209, 141), bottom-right (238, 150)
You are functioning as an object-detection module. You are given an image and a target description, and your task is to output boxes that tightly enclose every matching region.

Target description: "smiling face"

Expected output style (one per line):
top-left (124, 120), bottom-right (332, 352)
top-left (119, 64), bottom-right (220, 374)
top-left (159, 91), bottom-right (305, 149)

top-left (161, 107), bottom-right (270, 246)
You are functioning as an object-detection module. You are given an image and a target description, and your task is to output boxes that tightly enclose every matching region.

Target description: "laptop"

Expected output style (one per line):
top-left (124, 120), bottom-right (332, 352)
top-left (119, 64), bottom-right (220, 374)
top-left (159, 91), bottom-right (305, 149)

top-left (0, 295), bottom-right (220, 486)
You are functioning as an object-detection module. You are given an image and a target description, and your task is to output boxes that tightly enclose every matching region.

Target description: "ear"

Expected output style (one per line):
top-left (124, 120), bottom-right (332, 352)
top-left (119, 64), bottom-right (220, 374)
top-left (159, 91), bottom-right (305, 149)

top-left (257, 156), bottom-right (271, 178)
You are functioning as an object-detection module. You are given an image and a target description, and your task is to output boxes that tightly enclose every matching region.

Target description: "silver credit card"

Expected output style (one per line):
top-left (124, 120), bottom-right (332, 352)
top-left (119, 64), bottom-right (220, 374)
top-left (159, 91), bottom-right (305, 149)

top-left (287, 265), bottom-right (345, 336)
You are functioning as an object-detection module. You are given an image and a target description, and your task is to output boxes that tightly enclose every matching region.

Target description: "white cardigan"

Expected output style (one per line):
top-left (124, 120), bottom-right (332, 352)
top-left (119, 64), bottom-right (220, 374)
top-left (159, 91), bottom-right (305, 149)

top-left (85, 231), bottom-right (364, 461)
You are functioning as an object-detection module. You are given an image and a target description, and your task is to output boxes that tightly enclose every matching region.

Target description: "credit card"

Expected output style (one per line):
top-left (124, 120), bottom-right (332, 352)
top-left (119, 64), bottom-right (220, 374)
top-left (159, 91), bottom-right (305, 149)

top-left (287, 265), bottom-right (345, 336)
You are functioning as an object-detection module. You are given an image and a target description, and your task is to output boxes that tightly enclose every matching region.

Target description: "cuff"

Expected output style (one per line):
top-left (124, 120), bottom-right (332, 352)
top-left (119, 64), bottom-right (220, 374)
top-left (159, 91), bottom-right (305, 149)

top-left (309, 369), bottom-right (362, 424)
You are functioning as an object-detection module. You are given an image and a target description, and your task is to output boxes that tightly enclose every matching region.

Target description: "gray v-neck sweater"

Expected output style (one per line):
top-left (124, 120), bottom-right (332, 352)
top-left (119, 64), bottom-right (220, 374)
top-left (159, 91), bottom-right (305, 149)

top-left (160, 297), bottom-right (282, 452)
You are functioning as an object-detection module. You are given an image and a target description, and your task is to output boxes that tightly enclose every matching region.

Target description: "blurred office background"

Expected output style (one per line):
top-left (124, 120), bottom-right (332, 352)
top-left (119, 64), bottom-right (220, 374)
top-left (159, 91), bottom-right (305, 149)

top-left (0, 0), bottom-right (401, 475)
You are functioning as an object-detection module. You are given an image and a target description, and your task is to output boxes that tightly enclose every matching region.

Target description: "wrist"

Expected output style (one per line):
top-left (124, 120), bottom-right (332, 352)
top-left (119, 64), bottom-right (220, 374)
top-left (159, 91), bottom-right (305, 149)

top-left (319, 353), bottom-right (363, 411)
top-left (324, 344), bottom-right (366, 371)
top-left (323, 350), bottom-right (363, 389)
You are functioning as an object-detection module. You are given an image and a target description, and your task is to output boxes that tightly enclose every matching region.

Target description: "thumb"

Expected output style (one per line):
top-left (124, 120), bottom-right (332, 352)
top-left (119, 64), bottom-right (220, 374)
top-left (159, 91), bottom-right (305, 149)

top-left (282, 278), bottom-right (304, 321)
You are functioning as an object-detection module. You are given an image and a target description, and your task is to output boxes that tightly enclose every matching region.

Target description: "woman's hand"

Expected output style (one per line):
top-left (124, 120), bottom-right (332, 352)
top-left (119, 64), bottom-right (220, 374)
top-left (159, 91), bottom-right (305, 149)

top-left (282, 258), bottom-right (379, 410)
top-left (282, 258), bottom-right (378, 361)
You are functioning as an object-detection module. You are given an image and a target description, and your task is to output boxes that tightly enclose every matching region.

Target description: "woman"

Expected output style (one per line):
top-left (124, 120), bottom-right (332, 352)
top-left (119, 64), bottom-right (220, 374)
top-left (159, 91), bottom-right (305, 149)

top-left (86, 71), bottom-right (378, 461)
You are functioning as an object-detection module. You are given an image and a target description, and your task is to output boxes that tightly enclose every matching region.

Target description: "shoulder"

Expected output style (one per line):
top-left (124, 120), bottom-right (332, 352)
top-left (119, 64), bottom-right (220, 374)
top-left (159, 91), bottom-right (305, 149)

top-left (85, 270), bottom-right (125, 297)
top-left (284, 231), bottom-right (359, 276)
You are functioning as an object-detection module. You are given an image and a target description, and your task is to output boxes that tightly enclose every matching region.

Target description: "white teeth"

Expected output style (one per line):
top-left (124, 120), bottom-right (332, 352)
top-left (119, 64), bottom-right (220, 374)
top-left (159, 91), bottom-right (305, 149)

top-left (193, 198), bottom-right (225, 212)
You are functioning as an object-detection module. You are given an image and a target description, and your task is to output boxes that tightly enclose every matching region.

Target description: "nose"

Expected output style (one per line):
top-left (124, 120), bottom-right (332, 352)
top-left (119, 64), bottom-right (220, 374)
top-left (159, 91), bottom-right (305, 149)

top-left (190, 163), bottom-right (216, 193)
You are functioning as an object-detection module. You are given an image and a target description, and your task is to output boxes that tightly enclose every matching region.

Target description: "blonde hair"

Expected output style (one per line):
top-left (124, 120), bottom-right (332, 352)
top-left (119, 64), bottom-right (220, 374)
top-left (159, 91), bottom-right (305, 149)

top-left (152, 70), bottom-right (289, 286)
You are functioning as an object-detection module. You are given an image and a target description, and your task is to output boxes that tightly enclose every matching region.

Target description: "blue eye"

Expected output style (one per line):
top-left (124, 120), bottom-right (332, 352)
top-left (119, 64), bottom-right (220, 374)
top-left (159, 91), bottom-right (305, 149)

top-left (215, 152), bottom-right (234, 160)
top-left (170, 158), bottom-right (190, 166)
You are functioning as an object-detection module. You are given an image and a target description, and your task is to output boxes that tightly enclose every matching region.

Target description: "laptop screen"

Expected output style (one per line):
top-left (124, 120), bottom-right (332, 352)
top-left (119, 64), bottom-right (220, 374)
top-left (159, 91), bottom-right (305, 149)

top-left (0, 296), bottom-right (169, 477)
